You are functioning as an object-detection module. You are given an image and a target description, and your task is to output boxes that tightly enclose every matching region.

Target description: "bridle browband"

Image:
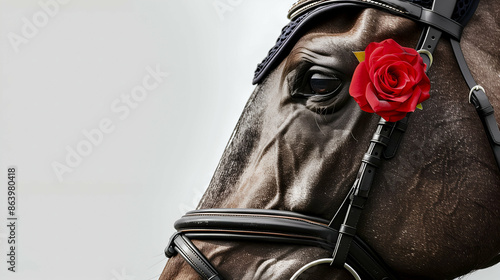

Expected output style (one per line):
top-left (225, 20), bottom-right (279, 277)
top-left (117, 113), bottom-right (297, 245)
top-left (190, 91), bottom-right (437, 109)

top-left (165, 1), bottom-right (500, 279)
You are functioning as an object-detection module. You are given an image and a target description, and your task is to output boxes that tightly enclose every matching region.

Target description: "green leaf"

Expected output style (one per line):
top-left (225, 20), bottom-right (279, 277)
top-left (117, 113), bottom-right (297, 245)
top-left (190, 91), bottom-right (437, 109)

top-left (353, 51), bottom-right (365, 63)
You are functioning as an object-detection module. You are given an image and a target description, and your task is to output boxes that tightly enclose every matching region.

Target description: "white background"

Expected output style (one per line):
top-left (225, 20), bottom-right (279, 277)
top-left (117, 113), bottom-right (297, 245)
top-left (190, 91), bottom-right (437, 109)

top-left (0, 1), bottom-right (498, 279)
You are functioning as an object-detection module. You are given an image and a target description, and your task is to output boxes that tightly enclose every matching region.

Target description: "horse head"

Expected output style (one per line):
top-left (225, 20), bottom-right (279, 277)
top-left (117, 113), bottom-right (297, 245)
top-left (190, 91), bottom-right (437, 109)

top-left (161, 0), bottom-right (500, 279)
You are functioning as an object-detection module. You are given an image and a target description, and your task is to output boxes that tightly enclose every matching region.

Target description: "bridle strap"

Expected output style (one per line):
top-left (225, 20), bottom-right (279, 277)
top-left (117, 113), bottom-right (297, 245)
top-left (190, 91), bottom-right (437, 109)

top-left (329, 0), bottom-right (458, 267)
top-left (329, 119), bottom-right (400, 267)
top-left (254, 0), bottom-right (465, 85)
top-left (382, 117), bottom-right (409, 159)
top-left (450, 38), bottom-right (500, 168)
top-left (166, 209), bottom-right (398, 280)
top-left (287, 0), bottom-right (464, 39)
top-left (165, 234), bottom-right (223, 280)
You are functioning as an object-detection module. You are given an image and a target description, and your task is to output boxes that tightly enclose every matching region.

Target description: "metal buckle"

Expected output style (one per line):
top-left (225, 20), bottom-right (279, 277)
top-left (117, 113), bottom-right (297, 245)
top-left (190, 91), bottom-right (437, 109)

top-left (469, 85), bottom-right (485, 104)
top-left (290, 258), bottom-right (361, 280)
top-left (417, 49), bottom-right (433, 69)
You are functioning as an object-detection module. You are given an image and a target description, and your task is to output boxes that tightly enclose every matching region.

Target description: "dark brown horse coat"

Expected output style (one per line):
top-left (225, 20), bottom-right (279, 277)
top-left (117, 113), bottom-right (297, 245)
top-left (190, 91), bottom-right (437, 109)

top-left (161, 1), bottom-right (500, 279)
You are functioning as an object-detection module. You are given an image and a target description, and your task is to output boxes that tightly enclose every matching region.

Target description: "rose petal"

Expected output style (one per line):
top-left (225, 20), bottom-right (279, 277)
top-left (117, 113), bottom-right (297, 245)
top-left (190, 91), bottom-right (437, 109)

top-left (397, 87), bottom-right (421, 112)
top-left (365, 84), bottom-right (398, 112)
top-left (350, 62), bottom-right (369, 98)
top-left (357, 83), bottom-right (375, 113)
top-left (417, 85), bottom-right (431, 104)
top-left (417, 70), bottom-right (431, 93)
top-left (349, 62), bottom-right (372, 110)
top-left (380, 39), bottom-right (405, 55)
top-left (382, 111), bottom-right (407, 122)
top-left (371, 54), bottom-right (401, 71)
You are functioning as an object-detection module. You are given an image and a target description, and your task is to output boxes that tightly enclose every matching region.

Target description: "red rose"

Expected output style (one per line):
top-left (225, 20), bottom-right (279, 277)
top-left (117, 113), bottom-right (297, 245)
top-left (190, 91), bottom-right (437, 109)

top-left (349, 39), bottom-right (430, 122)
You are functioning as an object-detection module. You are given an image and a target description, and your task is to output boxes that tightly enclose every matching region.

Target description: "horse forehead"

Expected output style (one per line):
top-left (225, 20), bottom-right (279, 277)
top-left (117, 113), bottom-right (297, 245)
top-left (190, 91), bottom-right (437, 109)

top-left (292, 33), bottom-right (361, 55)
top-left (301, 8), bottom-right (421, 45)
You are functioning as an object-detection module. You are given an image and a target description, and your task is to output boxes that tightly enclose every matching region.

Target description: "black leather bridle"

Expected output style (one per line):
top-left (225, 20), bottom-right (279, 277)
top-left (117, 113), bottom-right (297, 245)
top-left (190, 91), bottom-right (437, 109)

top-left (165, 1), bottom-right (500, 279)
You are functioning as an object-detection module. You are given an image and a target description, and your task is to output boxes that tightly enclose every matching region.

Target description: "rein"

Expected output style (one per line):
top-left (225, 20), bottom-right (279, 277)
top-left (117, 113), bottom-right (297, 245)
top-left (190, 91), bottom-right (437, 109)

top-left (165, 0), bottom-right (500, 279)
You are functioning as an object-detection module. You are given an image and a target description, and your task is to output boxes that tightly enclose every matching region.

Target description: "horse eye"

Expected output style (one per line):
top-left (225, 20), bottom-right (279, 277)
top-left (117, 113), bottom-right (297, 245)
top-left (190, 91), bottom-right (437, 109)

top-left (310, 73), bottom-right (342, 95)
